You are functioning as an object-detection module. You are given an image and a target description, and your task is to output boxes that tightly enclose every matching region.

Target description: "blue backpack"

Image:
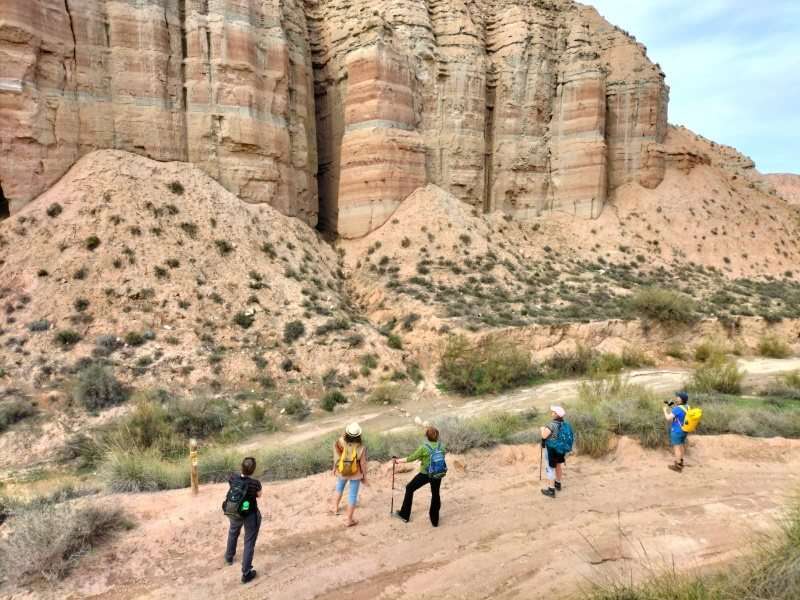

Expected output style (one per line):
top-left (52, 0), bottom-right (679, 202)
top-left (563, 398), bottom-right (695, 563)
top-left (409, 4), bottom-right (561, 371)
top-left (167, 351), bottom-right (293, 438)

top-left (425, 443), bottom-right (448, 478)
top-left (546, 421), bottom-right (574, 455)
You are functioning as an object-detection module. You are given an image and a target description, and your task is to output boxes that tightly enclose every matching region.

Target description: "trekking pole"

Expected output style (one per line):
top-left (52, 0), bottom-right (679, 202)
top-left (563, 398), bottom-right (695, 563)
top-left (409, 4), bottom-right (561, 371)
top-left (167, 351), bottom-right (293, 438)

top-left (390, 457), bottom-right (397, 515)
top-left (538, 441), bottom-right (544, 482)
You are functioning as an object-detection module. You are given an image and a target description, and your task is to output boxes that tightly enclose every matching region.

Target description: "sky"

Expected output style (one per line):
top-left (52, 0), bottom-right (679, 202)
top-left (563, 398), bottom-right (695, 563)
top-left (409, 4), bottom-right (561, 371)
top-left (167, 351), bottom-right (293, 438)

top-left (589, 0), bottom-right (800, 174)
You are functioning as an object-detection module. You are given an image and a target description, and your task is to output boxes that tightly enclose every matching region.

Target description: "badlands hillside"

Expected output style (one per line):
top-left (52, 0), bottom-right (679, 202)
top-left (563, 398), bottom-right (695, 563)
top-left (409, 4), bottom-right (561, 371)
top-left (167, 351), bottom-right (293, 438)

top-left (1, 0), bottom-right (800, 598)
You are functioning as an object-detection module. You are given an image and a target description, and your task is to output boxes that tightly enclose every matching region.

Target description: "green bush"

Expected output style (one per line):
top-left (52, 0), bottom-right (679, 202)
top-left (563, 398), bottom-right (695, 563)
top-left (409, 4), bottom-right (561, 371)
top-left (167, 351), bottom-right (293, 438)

top-left (438, 334), bottom-right (538, 395)
top-left (688, 356), bottom-right (744, 394)
top-left (233, 311), bottom-right (255, 329)
top-left (758, 334), bottom-right (792, 358)
top-left (438, 411), bottom-right (539, 453)
top-left (283, 320), bottom-right (305, 344)
top-left (321, 390), bottom-right (347, 412)
top-left (694, 338), bottom-right (729, 363)
top-left (621, 346), bottom-right (656, 368)
top-left (55, 329), bottom-right (82, 349)
top-left (387, 334), bottom-right (403, 349)
top-left (367, 383), bottom-right (408, 405)
top-left (74, 364), bottom-right (128, 411)
top-left (0, 397), bottom-right (36, 432)
top-left (629, 287), bottom-right (698, 325)
top-left (543, 345), bottom-right (596, 378)
top-left (282, 397), bottom-right (310, 420)
top-left (167, 395), bottom-right (232, 438)
top-left (0, 504), bottom-right (131, 583)
top-left (102, 447), bottom-right (188, 492)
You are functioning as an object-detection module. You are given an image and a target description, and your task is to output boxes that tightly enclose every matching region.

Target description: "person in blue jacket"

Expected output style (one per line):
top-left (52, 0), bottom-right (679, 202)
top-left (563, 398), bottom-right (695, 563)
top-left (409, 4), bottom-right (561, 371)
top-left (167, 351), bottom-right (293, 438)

top-left (664, 391), bottom-right (689, 472)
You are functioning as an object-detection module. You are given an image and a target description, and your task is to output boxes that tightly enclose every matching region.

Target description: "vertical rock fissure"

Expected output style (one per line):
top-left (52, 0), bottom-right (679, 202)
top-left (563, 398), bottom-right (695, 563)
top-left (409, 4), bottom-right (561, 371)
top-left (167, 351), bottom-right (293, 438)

top-left (177, 0), bottom-right (189, 159)
top-left (0, 183), bottom-right (9, 220)
top-left (63, 0), bottom-right (77, 62)
top-left (483, 66), bottom-right (496, 213)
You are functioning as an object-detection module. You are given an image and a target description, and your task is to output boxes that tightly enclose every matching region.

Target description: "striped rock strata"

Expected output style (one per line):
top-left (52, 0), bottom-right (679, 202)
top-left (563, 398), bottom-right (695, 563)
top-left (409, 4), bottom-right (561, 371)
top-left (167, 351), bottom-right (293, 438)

top-left (1, 0), bottom-right (669, 236)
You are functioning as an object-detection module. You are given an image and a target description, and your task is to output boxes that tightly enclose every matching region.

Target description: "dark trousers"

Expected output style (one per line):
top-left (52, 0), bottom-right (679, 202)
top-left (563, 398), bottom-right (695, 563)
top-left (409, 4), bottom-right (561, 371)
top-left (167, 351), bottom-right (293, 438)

top-left (225, 509), bottom-right (261, 574)
top-left (398, 473), bottom-right (441, 526)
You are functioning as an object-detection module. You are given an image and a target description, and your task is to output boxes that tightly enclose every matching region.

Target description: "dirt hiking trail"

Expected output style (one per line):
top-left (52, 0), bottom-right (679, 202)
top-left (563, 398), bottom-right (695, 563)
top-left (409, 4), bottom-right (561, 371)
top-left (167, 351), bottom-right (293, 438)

top-left (239, 357), bottom-right (800, 450)
top-left (16, 435), bottom-right (800, 600)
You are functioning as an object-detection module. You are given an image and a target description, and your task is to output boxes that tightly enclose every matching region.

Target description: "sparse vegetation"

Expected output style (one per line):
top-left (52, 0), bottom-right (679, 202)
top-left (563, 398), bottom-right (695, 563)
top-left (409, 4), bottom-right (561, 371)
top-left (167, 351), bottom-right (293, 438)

top-left (46, 202), bottom-right (63, 218)
top-left (629, 287), bottom-right (698, 325)
top-left (0, 504), bottom-right (132, 583)
top-left (438, 334), bottom-right (538, 395)
top-left (214, 239), bottom-right (234, 256)
top-left (283, 320), bottom-right (305, 344)
top-left (74, 364), bottom-right (128, 411)
top-left (168, 181), bottom-right (184, 195)
top-left (282, 397), bottom-right (310, 420)
top-left (321, 390), bottom-right (348, 412)
top-left (85, 235), bottom-right (101, 251)
top-left (233, 311), bottom-right (255, 329)
top-left (0, 397), bottom-right (37, 432)
top-left (688, 355), bottom-right (744, 394)
top-left (55, 329), bottom-right (82, 349)
top-left (758, 334), bottom-right (792, 359)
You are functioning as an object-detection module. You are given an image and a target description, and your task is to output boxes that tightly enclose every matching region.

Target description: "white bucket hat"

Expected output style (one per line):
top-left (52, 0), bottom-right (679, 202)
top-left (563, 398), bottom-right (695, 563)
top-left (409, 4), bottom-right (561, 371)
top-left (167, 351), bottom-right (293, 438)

top-left (550, 405), bottom-right (566, 418)
top-left (345, 422), bottom-right (362, 437)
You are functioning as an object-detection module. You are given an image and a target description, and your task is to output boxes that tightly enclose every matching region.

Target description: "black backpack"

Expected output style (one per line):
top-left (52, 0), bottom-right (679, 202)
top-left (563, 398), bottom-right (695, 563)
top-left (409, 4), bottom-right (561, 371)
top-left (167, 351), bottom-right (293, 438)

top-left (222, 477), bottom-right (250, 519)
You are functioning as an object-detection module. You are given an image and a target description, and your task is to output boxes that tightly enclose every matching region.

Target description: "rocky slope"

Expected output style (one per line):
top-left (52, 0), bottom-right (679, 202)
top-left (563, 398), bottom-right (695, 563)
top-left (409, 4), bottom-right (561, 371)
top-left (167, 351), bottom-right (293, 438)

top-left (0, 150), bottom-right (407, 394)
top-left (2, 0), bottom-right (668, 237)
top-left (764, 173), bottom-right (800, 206)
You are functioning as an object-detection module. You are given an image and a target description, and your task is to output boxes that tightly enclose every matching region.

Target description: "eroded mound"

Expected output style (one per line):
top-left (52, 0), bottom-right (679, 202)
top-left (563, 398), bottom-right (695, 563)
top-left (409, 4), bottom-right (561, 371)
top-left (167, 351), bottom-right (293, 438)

top-left (0, 151), bottom-right (404, 394)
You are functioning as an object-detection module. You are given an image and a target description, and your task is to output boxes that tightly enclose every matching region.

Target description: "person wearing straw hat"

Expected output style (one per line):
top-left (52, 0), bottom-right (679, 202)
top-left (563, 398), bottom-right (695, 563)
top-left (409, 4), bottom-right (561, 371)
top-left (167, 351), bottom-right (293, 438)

top-left (331, 422), bottom-right (368, 527)
top-left (540, 405), bottom-right (571, 498)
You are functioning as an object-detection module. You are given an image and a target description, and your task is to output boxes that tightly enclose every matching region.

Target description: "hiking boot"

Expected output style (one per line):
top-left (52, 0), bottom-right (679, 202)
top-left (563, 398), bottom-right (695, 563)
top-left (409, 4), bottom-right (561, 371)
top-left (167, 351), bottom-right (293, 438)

top-left (241, 569), bottom-right (257, 584)
top-left (224, 557), bottom-right (234, 566)
top-left (668, 463), bottom-right (683, 473)
top-left (554, 481), bottom-right (562, 491)
top-left (393, 511), bottom-right (409, 523)
top-left (541, 487), bottom-right (556, 498)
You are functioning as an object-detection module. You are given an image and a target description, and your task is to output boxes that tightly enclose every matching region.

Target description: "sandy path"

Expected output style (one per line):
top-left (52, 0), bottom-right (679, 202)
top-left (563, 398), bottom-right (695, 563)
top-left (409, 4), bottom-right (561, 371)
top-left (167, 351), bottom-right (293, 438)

top-left (241, 357), bottom-right (800, 446)
top-left (16, 435), bottom-right (800, 600)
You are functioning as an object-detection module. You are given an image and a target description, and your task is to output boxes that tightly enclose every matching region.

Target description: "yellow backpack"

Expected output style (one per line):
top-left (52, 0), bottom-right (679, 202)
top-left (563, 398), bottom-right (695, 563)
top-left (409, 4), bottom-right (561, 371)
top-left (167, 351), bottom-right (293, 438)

top-left (337, 441), bottom-right (361, 476)
top-left (679, 405), bottom-right (703, 433)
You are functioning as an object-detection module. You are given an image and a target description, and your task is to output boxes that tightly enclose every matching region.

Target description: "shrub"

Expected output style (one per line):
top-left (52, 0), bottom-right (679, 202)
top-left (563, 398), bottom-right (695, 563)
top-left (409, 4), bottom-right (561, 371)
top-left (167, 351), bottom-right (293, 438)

top-left (27, 319), bottom-right (50, 332)
top-left (55, 329), bottom-right (82, 349)
top-left (543, 345), bottom-right (596, 378)
top-left (283, 320), bottom-right (305, 344)
top-left (0, 504), bottom-right (131, 583)
top-left (233, 311), bottom-right (255, 329)
top-left (621, 346), bottom-right (655, 368)
top-left (168, 181), bottom-right (184, 195)
top-left (214, 239), bottom-right (234, 255)
top-left (694, 338), bottom-right (729, 362)
top-left (387, 334), bottom-right (403, 349)
top-left (320, 390), bottom-right (348, 412)
top-left (629, 287), bottom-right (697, 324)
top-left (282, 397), bottom-right (310, 420)
top-left (688, 356), bottom-right (744, 394)
top-left (124, 331), bottom-right (146, 347)
top-left (367, 383), bottom-right (408, 405)
top-left (0, 397), bottom-right (36, 432)
top-left (46, 203), bottom-right (63, 218)
top-left (438, 334), bottom-right (538, 395)
top-left (73, 364), bottom-right (128, 411)
top-left (85, 235), bottom-right (101, 251)
top-left (102, 447), bottom-right (187, 492)
top-left (167, 395), bottom-right (232, 438)
top-left (758, 334), bottom-right (792, 359)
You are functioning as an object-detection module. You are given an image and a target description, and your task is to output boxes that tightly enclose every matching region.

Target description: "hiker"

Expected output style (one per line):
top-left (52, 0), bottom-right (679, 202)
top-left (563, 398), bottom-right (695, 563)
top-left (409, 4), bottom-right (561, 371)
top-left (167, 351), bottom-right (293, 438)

top-left (222, 456), bottom-right (262, 584)
top-left (331, 422), bottom-right (368, 527)
top-left (664, 391), bottom-right (690, 472)
top-left (540, 405), bottom-right (573, 498)
top-left (393, 426), bottom-right (447, 526)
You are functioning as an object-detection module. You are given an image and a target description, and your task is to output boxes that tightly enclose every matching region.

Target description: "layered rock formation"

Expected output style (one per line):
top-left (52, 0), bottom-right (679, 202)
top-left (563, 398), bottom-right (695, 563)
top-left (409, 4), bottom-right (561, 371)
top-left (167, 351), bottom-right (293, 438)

top-left (1, 0), bottom-right (669, 235)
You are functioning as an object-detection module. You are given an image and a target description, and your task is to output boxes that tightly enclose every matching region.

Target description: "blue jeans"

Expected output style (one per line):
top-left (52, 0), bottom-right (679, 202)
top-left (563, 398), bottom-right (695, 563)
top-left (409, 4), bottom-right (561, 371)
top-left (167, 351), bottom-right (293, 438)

top-left (335, 478), bottom-right (361, 506)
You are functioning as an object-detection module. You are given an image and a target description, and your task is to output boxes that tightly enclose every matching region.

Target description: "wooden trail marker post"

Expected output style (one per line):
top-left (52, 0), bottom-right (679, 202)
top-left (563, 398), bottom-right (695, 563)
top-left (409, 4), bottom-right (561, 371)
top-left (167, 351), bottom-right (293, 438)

top-left (190, 438), bottom-right (199, 495)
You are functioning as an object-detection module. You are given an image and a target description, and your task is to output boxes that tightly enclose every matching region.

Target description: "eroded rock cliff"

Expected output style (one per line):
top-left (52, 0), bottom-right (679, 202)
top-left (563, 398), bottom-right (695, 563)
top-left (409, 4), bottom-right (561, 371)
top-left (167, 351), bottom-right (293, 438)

top-left (1, 0), bottom-right (668, 236)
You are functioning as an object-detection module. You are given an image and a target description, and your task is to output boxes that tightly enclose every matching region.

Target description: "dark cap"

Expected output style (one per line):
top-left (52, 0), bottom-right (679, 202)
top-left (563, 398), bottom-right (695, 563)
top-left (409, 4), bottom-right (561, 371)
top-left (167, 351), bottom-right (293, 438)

top-left (675, 391), bottom-right (689, 402)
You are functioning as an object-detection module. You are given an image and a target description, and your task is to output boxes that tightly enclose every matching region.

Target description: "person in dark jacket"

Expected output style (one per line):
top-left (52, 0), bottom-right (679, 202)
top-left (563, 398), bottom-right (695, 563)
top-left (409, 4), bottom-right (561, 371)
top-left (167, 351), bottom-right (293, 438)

top-left (540, 405), bottom-right (567, 498)
top-left (393, 427), bottom-right (444, 527)
top-left (224, 456), bottom-right (262, 584)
